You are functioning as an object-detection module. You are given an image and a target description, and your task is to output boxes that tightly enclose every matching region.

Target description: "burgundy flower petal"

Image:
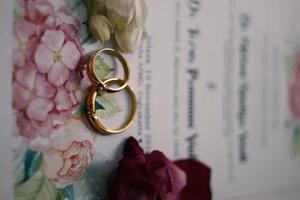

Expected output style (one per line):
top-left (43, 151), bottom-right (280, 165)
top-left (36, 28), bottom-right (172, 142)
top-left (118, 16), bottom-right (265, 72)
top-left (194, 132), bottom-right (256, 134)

top-left (146, 151), bottom-right (186, 195)
top-left (174, 160), bottom-right (212, 200)
top-left (122, 136), bottom-right (145, 163)
top-left (106, 162), bottom-right (157, 200)
top-left (105, 137), bottom-right (212, 200)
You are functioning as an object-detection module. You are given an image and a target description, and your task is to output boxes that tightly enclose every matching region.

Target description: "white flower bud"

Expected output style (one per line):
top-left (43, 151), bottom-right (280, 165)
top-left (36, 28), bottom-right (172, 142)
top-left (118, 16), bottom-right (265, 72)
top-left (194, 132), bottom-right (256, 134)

top-left (105, 0), bottom-right (147, 29)
top-left (115, 22), bottom-right (145, 53)
top-left (89, 15), bottom-right (113, 42)
top-left (104, 0), bottom-right (148, 53)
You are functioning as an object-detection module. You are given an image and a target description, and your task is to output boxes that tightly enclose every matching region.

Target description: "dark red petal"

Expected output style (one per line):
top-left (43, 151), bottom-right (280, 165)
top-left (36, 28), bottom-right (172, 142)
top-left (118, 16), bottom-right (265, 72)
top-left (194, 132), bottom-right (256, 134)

top-left (123, 137), bottom-right (145, 163)
top-left (105, 161), bottom-right (157, 200)
top-left (174, 160), bottom-right (212, 200)
top-left (146, 151), bottom-right (186, 195)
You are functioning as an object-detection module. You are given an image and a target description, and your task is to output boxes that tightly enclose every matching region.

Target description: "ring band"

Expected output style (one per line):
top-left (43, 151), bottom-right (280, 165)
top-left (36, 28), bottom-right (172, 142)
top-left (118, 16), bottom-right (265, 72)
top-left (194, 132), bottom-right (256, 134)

top-left (87, 48), bottom-right (129, 93)
top-left (86, 78), bottom-right (137, 135)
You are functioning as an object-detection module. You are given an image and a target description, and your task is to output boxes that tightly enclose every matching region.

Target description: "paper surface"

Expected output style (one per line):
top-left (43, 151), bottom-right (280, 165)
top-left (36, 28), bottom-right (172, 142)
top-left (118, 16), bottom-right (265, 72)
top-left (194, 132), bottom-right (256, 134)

top-left (128, 0), bottom-right (300, 199)
top-left (1, 0), bottom-right (300, 199)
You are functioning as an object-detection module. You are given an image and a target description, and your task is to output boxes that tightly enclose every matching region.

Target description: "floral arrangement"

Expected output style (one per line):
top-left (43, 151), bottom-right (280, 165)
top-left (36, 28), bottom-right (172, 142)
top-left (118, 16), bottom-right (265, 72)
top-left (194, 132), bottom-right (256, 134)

top-left (12, 0), bottom-right (121, 198)
top-left (12, 0), bottom-right (211, 199)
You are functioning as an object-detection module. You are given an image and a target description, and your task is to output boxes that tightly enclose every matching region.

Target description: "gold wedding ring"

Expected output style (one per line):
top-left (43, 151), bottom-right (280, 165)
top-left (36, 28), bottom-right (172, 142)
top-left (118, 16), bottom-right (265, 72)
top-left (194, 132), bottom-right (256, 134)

top-left (87, 48), bottom-right (129, 93)
top-left (86, 78), bottom-right (137, 134)
top-left (86, 48), bottom-right (136, 135)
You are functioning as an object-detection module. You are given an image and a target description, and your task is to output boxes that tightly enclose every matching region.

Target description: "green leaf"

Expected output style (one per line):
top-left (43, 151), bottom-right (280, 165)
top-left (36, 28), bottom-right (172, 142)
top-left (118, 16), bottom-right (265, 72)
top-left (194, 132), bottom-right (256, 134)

top-left (286, 55), bottom-right (295, 79)
top-left (21, 150), bottom-right (43, 184)
top-left (14, 143), bottom-right (27, 184)
top-left (293, 127), bottom-right (300, 156)
top-left (94, 57), bottom-right (113, 80)
top-left (73, 102), bottom-right (105, 117)
top-left (96, 101), bottom-right (105, 110)
top-left (73, 104), bottom-right (87, 116)
top-left (57, 185), bottom-right (74, 200)
top-left (96, 95), bottom-right (122, 119)
top-left (15, 171), bottom-right (57, 200)
top-left (14, 0), bottom-right (24, 20)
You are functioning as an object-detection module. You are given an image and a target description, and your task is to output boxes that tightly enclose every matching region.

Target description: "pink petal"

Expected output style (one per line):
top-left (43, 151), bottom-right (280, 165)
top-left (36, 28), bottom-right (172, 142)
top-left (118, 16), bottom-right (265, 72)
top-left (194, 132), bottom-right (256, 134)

top-left (13, 49), bottom-right (25, 68)
top-left (16, 112), bottom-right (38, 139)
top-left (33, 2), bottom-right (53, 15)
top-left (14, 19), bottom-right (36, 41)
top-left (62, 142), bottom-right (81, 159)
top-left (47, 62), bottom-right (70, 86)
top-left (15, 66), bottom-right (37, 90)
top-left (50, 111), bottom-right (71, 127)
top-left (26, 97), bottom-right (54, 121)
top-left (36, 23), bottom-right (50, 36)
top-left (58, 158), bottom-right (72, 176)
top-left (296, 52), bottom-right (300, 69)
top-left (52, 0), bottom-right (68, 12)
top-left (59, 24), bottom-right (80, 44)
top-left (56, 11), bottom-right (78, 26)
top-left (26, 1), bottom-right (54, 24)
top-left (289, 81), bottom-right (300, 120)
top-left (13, 83), bottom-right (31, 110)
top-left (25, 36), bottom-right (39, 63)
top-left (65, 71), bottom-right (80, 91)
top-left (34, 74), bottom-right (56, 99)
top-left (69, 91), bottom-right (78, 105)
top-left (41, 30), bottom-right (65, 52)
top-left (54, 87), bottom-right (72, 111)
top-left (34, 44), bottom-right (54, 73)
top-left (45, 15), bottom-right (57, 27)
top-left (31, 118), bottom-right (53, 137)
top-left (42, 151), bottom-right (64, 179)
top-left (49, 119), bottom-right (94, 151)
top-left (28, 136), bottom-right (51, 153)
top-left (60, 41), bottom-right (80, 70)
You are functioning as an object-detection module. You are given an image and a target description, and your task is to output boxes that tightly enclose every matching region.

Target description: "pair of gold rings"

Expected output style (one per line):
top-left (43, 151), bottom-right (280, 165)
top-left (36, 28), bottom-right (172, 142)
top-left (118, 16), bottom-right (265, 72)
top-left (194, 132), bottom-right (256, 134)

top-left (86, 48), bottom-right (137, 135)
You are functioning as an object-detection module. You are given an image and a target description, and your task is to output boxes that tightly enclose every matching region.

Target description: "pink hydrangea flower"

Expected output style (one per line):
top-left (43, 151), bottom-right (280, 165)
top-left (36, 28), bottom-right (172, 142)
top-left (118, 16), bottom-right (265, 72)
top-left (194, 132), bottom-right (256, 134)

top-left (24, 0), bottom-right (72, 25)
top-left (13, 61), bottom-right (80, 140)
top-left (13, 19), bottom-right (38, 67)
top-left (25, 0), bottom-right (54, 24)
top-left (34, 29), bottom-right (80, 86)
top-left (12, 0), bottom-right (85, 149)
